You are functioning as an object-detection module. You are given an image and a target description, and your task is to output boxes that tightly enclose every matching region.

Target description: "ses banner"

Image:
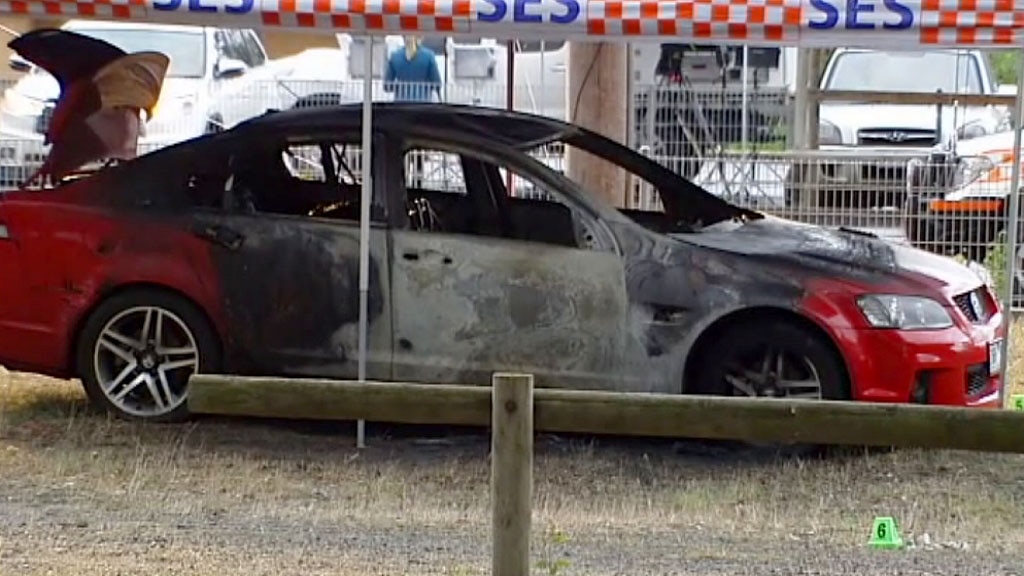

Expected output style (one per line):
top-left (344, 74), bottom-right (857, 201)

top-left (3, 0), bottom-right (1023, 47)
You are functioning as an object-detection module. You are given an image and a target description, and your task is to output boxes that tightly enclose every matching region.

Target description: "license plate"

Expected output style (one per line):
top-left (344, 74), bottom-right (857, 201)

top-left (989, 339), bottom-right (1004, 376)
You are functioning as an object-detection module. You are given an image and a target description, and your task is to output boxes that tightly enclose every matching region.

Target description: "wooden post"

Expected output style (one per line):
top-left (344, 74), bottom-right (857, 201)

top-left (566, 41), bottom-right (629, 207)
top-left (807, 48), bottom-right (823, 149)
top-left (491, 372), bottom-right (534, 576)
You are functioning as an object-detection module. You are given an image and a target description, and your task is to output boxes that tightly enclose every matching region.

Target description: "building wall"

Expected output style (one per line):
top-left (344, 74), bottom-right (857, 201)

top-left (260, 30), bottom-right (338, 59)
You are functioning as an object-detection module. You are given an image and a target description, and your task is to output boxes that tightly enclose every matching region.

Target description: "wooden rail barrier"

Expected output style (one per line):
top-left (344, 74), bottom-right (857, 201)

top-left (187, 375), bottom-right (1024, 454)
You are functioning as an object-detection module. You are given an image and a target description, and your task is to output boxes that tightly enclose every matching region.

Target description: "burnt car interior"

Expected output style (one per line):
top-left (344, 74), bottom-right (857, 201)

top-left (166, 130), bottom-right (595, 251)
top-left (174, 132), bottom-right (387, 223)
top-left (396, 140), bottom-right (591, 249)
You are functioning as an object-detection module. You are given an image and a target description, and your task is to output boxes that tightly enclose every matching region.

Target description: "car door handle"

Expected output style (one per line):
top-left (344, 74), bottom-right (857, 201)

top-left (402, 249), bottom-right (452, 265)
top-left (193, 224), bottom-right (244, 251)
top-left (550, 64), bottom-right (566, 73)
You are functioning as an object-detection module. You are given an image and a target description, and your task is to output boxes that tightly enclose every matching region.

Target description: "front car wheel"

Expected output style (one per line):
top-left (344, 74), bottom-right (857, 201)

top-left (690, 320), bottom-right (850, 456)
top-left (693, 321), bottom-right (848, 402)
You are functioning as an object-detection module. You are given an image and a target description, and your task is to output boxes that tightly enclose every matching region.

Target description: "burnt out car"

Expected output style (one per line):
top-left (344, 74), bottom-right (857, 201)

top-left (0, 102), bottom-right (1006, 422)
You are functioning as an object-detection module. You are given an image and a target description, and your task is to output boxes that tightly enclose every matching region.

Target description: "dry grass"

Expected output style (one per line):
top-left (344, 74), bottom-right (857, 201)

top-left (1, 326), bottom-right (1024, 575)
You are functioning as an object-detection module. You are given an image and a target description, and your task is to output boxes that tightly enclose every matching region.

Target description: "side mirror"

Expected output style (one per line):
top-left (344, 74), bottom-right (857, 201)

top-left (214, 57), bottom-right (247, 80)
top-left (997, 83), bottom-right (1017, 96)
top-left (8, 54), bottom-right (30, 73)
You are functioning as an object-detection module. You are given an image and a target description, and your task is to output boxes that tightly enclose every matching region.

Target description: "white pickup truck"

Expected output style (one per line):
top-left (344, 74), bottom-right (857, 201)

top-left (785, 48), bottom-right (1014, 209)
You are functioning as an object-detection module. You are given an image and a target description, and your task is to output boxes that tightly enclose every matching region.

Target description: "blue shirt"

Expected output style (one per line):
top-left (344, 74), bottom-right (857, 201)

top-left (384, 46), bottom-right (442, 102)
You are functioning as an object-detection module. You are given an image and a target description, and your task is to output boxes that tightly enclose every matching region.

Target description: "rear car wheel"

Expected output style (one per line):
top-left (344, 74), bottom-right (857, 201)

top-left (75, 289), bottom-right (220, 422)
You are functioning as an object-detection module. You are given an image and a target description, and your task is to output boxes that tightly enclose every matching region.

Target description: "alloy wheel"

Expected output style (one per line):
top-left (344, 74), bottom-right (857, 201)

top-left (92, 306), bottom-right (200, 418)
top-left (722, 347), bottom-right (823, 400)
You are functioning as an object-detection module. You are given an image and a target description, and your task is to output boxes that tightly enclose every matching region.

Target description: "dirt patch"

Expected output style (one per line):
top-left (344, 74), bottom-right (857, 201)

top-left (1, 328), bottom-right (1023, 575)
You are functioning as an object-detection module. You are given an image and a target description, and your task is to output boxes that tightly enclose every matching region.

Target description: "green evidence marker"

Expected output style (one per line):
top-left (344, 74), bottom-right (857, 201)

top-left (1010, 394), bottom-right (1024, 411)
top-left (869, 517), bottom-right (904, 550)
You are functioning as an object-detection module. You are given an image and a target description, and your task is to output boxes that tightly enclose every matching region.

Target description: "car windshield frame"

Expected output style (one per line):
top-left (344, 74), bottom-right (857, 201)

top-left (551, 128), bottom-right (759, 227)
top-left (59, 28), bottom-right (207, 79)
top-left (823, 50), bottom-right (983, 94)
top-left (380, 107), bottom-right (759, 229)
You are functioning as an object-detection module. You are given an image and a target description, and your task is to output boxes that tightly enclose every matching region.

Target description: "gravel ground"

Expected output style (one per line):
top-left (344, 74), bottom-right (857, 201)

top-left (2, 370), bottom-right (1024, 576)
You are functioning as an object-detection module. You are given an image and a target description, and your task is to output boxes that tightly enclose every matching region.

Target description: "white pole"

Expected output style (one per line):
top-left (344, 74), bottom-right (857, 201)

top-left (997, 47), bottom-right (1024, 399)
top-left (356, 35), bottom-right (374, 448)
top-left (741, 44), bottom-right (749, 149)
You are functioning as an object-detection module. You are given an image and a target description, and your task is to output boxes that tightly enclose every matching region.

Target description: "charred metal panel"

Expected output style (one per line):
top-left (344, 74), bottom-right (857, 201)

top-left (198, 213), bottom-right (392, 380)
top-left (388, 230), bottom-right (642, 391)
top-left (607, 220), bottom-right (816, 394)
top-left (681, 219), bottom-right (899, 280)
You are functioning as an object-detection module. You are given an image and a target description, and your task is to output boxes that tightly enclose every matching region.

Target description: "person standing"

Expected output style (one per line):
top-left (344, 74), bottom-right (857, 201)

top-left (384, 36), bottom-right (442, 102)
top-left (385, 36), bottom-right (442, 189)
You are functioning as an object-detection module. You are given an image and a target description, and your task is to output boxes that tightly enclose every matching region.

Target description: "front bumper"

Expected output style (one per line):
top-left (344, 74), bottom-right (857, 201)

top-left (836, 313), bottom-right (1005, 408)
top-left (796, 146), bottom-right (929, 192)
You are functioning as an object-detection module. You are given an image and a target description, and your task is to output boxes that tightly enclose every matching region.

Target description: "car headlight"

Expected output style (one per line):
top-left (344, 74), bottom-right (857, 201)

top-left (951, 154), bottom-right (995, 189)
top-left (856, 294), bottom-right (953, 330)
top-left (956, 121), bottom-right (987, 141)
top-left (818, 120), bottom-right (842, 145)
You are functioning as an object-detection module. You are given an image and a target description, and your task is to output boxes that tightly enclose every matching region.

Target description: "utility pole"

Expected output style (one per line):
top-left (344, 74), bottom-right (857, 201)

top-left (565, 41), bottom-right (629, 208)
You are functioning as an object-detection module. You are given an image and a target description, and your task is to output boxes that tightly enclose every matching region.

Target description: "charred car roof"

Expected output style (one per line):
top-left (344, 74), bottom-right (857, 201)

top-left (240, 102), bottom-right (576, 149)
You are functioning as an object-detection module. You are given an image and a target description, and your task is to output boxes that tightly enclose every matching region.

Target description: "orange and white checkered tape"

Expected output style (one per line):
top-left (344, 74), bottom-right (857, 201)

top-left (4, 0), bottom-right (1024, 48)
top-left (0, 0), bottom-right (144, 19)
top-left (584, 0), bottom-right (803, 41)
top-left (261, 0), bottom-right (473, 32)
top-left (918, 0), bottom-right (1024, 45)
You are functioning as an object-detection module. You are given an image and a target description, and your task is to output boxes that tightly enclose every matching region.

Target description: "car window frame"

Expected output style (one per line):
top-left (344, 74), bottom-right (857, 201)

top-left (391, 132), bottom-right (620, 253)
top-left (116, 128), bottom-right (389, 224)
top-left (245, 128), bottom-right (390, 223)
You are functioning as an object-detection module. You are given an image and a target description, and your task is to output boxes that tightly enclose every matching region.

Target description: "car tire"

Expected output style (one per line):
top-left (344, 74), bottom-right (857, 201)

top-left (75, 288), bottom-right (221, 423)
top-left (690, 320), bottom-right (850, 456)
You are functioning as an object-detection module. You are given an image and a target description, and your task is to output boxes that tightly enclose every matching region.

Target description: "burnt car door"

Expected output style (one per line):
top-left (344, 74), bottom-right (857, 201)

top-left (183, 130), bottom-right (393, 379)
top-left (385, 137), bottom-right (634, 391)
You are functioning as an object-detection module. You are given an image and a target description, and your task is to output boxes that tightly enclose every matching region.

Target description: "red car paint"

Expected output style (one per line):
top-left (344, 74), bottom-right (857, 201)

top-left (0, 185), bottom-right (227, 377)
top-left (800, 276), bottom-right (1004, 408)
